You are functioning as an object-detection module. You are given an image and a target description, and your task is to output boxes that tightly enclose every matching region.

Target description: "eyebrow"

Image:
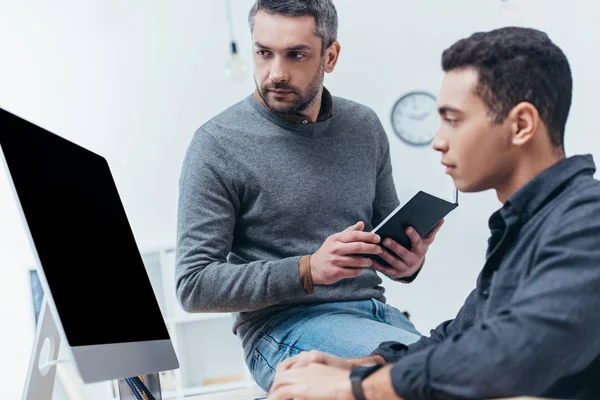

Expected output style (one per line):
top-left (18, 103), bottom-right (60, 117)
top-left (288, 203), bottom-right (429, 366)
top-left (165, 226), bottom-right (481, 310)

top-left (438, 106), bottom-right (463, 115)
top-left (254, 42), bottom-right (313, 52)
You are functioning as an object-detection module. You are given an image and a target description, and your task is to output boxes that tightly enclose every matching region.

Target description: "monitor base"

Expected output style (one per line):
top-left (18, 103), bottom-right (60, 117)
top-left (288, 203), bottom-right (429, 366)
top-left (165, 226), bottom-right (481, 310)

top-left (22, 296), bottom-right (67, 400)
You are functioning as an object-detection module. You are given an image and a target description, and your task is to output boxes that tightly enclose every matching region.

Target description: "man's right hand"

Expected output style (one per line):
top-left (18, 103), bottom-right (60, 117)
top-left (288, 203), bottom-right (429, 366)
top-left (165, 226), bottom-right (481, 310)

top-left (276, 350), bottom-right (355, 373)
top-left (275, 350), bottom-right (386, 373)
top-left (310, 221), bottom-right (383, 285)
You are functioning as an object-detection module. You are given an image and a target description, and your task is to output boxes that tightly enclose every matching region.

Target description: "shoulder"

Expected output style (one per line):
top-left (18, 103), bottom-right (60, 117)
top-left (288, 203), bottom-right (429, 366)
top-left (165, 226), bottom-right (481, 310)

top-left (333, 96), bottom-right (382, 123)
top-left (332, 96), bottom-right (389, 146)
top-left (556, 176), bottom-right (600, 217)
top-left (198, 97), bottom-right (252, 137)
top-left (543, 175), bottom-right (600, 238)
top-left (187, 97), bottom-right (255, 152)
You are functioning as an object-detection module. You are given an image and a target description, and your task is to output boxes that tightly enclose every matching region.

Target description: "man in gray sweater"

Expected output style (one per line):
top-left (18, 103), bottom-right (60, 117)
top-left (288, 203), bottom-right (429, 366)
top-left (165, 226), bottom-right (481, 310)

top-left (175, 0), bottom-right (441, 391)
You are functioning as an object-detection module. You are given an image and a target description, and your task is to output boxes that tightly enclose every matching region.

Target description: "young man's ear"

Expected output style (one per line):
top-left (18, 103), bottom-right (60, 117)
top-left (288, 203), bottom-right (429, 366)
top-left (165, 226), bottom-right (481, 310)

top-left (510, 102), bottom-right (539, 147)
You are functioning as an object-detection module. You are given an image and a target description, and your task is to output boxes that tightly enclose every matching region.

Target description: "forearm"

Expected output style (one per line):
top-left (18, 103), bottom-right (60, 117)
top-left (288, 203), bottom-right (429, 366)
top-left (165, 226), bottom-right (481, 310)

top-left (363, 365), bottom-right (404, 400)
top-left (175, 255), bottom-right (308, 313)
top-left (347, 355), bottom-right (387, 368)
top-left (388, 310), bottom-right (600, 399)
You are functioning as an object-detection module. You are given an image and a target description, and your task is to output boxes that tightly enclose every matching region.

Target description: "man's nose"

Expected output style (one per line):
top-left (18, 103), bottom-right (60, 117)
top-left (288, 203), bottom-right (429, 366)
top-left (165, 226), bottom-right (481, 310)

top-left (432, 131), bottom-right (449, 153)
top-left (269, 56), bottom-right (289, 83)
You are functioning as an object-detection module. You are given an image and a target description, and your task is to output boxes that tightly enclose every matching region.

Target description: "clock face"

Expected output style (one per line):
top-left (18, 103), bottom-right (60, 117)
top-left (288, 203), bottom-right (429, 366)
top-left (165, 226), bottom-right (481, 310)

top-left (390, 91), bottom-right (439, 146)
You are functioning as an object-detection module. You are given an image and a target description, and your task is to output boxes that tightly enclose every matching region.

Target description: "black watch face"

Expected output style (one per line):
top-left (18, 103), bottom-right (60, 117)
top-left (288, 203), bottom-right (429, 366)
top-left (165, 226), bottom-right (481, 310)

top-left (351, 364), bottom-right (382, 378)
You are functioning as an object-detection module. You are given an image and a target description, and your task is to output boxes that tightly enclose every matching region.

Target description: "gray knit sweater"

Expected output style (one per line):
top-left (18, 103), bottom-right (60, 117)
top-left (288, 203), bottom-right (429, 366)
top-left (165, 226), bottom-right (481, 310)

top-left (175, 91), bottom-right (399, 357)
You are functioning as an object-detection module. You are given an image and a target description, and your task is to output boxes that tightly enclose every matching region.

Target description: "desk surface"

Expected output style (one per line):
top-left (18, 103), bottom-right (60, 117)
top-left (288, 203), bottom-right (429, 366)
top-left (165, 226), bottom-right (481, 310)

top-left (186, 386), bottom-right (266, 400)
top-left (186, 387), bottom-right (550, 400)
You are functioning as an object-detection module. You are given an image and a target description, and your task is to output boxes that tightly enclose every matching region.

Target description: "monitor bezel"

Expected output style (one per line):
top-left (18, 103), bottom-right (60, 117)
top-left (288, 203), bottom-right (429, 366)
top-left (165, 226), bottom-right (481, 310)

top-left (0, 107), bottom-right (179, 383)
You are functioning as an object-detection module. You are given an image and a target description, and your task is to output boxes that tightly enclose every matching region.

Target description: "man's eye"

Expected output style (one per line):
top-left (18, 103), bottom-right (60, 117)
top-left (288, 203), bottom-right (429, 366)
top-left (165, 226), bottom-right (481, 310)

top-left (256, 50), bottom-right (271, 57)
top-left (289, 52), bottom-right (305, 59)
top-left (444, 117), bottom-right (458, 126)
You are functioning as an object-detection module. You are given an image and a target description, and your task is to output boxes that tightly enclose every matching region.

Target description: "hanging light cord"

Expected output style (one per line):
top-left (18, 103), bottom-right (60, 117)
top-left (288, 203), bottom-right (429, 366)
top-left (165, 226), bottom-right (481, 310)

top-left (225, 0), bottom-right (237, 53)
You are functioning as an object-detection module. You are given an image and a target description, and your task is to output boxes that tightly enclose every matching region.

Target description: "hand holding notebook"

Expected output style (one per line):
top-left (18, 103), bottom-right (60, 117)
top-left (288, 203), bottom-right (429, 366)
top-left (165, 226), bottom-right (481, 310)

top-left (364, 190), bottom-right (458, 275)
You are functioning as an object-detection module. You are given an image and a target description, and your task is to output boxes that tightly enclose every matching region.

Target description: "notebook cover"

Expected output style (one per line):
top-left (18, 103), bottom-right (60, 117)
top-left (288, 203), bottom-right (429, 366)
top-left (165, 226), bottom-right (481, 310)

top-left (367, 190), bottom-right (458, 266)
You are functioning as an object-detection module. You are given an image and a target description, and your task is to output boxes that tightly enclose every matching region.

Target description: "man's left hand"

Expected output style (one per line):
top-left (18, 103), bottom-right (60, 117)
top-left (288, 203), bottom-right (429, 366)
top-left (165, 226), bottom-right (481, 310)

top-left (371, 219), bottom-right (444, 280)
top-left (268, 363), bottom-right (353, 400)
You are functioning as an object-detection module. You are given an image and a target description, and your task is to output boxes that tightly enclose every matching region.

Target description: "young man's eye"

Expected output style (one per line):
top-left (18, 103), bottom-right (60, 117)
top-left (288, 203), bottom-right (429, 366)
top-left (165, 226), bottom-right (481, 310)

top-left (444, 117), bottom-right (458, 126)
top-left (256, 50), bottom-right (271, 57)
top-left (289, 52), bottom-right (306, 59)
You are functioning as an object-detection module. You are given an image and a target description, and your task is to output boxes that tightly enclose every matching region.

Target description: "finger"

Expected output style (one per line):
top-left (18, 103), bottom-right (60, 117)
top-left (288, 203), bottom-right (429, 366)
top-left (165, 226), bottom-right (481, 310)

top-left (269, 369), bottom-right (303, 396)
top-left (382, 238), bottom-right (419, 266)
top-left (404, 227), bottom-right (424, 254)
top-left (377, 250), bottom-right (412, 273)
top-left (370, 259), bottom-right (404, 280)
top-left (338, 230), bottom-right (381, 244)
top-left (269, 369), bottom-right (290, 394)
top-left (423, 219), bottom-right (444, 244)
top-left (335, 242), bottom-right (383, 256)
top-left (277, 351), bottom-right (316, 373)
top-left (268, 385), bottom-right (304, 400)
top-left (333, 255), bottom-right (373, 269)
top-left (342, 221), bottom-right (364, 232)
top-left (277, 354), bottom-right (300, 373)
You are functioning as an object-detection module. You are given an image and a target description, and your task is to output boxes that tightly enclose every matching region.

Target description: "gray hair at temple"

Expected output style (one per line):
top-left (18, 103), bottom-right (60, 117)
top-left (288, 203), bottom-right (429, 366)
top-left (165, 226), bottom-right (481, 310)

top-left (248, 0), bottom-right (338, 55)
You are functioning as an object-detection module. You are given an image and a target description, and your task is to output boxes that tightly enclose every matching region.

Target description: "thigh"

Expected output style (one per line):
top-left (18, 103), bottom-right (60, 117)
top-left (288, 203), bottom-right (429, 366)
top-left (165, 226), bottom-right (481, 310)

top-left (377, 299), bottom-right (423, 338)
top-left (259, 300), bottom-right (421, 360)
top-left (284, 305), bottom-right (421, 358)
top-left (247, 300), bottom-right (422, 391)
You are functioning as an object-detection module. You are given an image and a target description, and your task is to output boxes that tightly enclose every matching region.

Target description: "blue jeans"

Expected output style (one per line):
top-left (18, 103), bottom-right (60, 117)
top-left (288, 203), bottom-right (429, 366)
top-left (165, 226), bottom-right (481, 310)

top-left (245, 299), bottom-right (422, 392)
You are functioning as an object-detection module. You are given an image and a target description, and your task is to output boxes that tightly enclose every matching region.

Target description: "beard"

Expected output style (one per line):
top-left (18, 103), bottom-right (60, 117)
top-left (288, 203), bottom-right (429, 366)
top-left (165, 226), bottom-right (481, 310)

top-left (255, 60), bottom-right (325, 115)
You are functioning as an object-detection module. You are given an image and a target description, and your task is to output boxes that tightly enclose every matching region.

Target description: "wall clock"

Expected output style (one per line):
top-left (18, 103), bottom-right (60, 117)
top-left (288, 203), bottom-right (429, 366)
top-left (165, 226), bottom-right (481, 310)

top-left (390, 91), bottom-right (438, 146)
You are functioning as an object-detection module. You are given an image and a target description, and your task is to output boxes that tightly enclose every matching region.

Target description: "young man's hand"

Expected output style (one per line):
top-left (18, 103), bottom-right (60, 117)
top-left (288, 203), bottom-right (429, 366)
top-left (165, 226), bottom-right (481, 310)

top-left (309, 221), bottom-right (382, 285)
top-left (277, 351), bottom-right (350, 373)
top-left (268, 363), bottom-right (354, 400)
top-left (276, 350), bottom-right (386, 373)
top-left (371, 219), bottom-right (444, 280)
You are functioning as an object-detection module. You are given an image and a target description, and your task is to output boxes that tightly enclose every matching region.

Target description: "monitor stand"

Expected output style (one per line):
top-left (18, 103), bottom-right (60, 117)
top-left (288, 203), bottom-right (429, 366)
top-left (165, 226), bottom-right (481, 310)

top-left (22, 297), bottom-right (67, 400)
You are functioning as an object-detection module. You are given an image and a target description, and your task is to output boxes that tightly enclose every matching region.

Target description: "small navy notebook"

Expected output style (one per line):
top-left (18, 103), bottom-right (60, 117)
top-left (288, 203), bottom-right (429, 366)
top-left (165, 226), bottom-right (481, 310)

top-left (368, 190), bottom-right (458, 266)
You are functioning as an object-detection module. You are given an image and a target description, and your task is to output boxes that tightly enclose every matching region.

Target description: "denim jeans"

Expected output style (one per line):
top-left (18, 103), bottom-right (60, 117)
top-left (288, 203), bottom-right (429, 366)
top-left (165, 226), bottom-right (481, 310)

top-left (245, 299), bottom-right (422, 392)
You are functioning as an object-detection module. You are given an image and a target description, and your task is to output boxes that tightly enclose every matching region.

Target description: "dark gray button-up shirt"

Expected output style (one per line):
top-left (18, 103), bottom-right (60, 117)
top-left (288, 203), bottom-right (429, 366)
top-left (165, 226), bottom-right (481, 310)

top-left (373, 154), bottom-right (600, 399)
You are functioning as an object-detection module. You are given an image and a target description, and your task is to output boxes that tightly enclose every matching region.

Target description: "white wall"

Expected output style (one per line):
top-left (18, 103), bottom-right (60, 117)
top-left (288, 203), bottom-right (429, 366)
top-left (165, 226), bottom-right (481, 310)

top-left (1, 0), bottom-right (599, 398)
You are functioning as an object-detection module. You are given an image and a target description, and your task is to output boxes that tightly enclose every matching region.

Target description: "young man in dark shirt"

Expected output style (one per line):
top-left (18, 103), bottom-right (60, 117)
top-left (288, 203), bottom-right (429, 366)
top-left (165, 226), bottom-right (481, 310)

top-left (267, 26), bottom-right (600, 400)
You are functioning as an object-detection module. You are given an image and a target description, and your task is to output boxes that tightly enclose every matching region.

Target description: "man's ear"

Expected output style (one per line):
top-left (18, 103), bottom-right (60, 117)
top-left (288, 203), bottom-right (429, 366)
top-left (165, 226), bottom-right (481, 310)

top-left (324, 40), bottom-right (341, 73)
top-left (510, 102), bottom-right (539, 147)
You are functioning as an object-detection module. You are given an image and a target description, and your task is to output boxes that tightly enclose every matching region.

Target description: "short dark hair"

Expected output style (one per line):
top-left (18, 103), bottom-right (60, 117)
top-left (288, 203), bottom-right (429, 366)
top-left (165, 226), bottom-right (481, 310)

top-left (248, 0), bottom-right (338, 54)
top-left (442, 27), bottom-right (572, 148)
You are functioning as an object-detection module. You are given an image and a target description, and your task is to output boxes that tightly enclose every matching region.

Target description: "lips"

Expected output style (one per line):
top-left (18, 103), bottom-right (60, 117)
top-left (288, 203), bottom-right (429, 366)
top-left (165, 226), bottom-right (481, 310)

top-left (269, 89), bottom-right (294, 94)
top-left (442, 161), bottom-right (456, 174)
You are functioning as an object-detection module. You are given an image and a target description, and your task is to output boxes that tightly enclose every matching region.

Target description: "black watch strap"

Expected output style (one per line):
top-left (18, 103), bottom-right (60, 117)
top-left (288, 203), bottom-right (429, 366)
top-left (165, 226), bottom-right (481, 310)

top-left (350, 364), bottom-right (384, 400)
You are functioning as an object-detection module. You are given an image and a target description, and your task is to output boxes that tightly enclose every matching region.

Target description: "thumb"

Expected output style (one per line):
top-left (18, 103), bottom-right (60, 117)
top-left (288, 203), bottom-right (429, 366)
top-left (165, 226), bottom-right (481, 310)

top-left (343, 221), bottom-right (365, 232)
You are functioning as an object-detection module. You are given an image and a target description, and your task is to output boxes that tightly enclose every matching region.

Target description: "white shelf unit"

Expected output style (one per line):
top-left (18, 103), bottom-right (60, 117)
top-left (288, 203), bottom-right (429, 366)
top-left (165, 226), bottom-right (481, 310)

top-left (107, 246), bottom-right (255, 399)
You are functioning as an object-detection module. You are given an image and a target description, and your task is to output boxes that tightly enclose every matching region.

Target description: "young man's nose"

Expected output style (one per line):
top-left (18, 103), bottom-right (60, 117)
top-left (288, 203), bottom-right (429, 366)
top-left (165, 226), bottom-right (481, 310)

top-left (432, 133), bottom-right (449, 153)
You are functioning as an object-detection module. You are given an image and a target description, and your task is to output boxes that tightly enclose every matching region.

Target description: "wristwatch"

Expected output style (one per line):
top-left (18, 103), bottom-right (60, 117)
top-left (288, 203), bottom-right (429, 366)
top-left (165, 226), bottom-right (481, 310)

top-left (349, 363), bottom-right (384, 400)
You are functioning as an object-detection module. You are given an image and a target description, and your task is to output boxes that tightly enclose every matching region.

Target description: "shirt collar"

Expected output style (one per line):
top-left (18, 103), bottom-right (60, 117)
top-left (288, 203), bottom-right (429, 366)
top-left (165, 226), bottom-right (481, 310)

top-left (252, 87), bottom-right (334, 124)
top-left (501, 154), bottom-right (596, 223)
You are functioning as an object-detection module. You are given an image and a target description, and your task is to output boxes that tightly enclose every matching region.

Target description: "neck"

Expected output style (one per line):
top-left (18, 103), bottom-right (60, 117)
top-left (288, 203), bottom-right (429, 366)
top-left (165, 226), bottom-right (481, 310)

top-left (299, 87), bottom-right (323, 123)
top-left (253, 87), bottom-right (324, 123)
top-left (496, 147), bottom-right (566, 203)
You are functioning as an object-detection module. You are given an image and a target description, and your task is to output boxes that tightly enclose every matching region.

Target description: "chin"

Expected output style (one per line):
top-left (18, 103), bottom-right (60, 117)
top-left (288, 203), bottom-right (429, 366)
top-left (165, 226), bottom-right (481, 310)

top-left (266, 101), bottom-right (292, 113)
top-left (457, 180), bottom-right (492, 194)
top-left (453, 177), bottom-right (474, 193)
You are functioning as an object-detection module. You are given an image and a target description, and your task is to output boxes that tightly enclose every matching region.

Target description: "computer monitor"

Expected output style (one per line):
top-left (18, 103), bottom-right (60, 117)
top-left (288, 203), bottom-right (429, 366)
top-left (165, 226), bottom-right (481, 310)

top-left (0, 107), bottom-right (179, 398)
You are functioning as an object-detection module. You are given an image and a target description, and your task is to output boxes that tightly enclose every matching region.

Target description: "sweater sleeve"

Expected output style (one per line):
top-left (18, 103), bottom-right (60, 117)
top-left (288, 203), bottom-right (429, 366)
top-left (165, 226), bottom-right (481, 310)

top-left (174, 130), bottom-right (309, 313)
